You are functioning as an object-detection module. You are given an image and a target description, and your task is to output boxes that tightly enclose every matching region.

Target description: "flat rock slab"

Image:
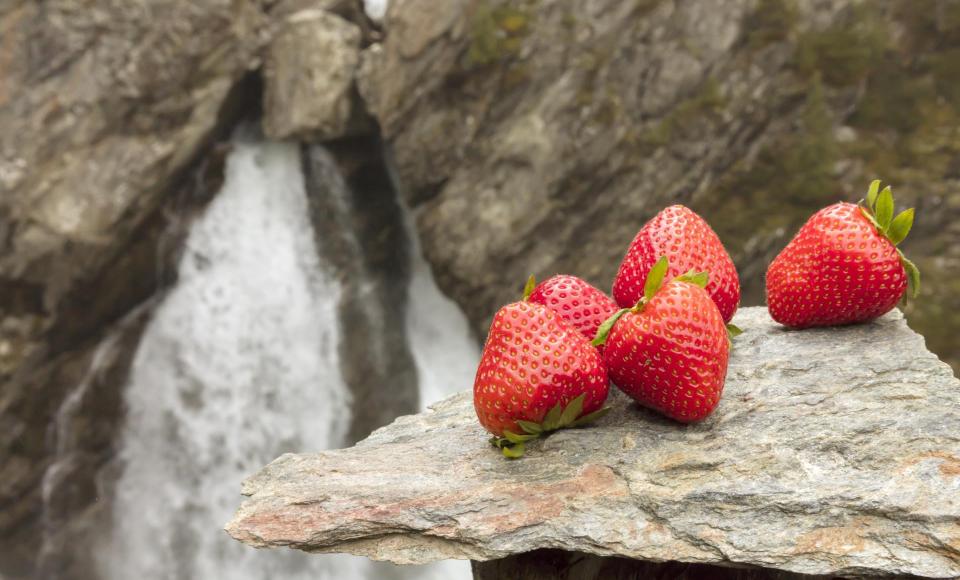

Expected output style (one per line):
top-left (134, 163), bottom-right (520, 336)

top-left (226, 308), bottom-right (960, 578)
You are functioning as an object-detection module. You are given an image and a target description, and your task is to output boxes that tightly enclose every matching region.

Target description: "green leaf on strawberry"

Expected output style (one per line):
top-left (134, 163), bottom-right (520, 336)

top-left (558, 393), bottom-right (585, 427)
top-left (541, 401), bottom-right (564, 430)
top-left (726, 323), bottom-right (743, 338)
top-left (888, 208), bottom-right (914, 245)
top-left (516, 420), bottom-right (542, 435)
top-left (865, 179), bottom-right (881, 210)
top-left (592, 307), bottom-right (629, 347)
top-left (501, 443), bottom-right (525, 459)
top-left (644, 255), bottom-right (670, 301)
top-left (898, 249), bottom-right (921, 299)
top-left (676, 270), bottom-right (709, 288)
top-left (856, 179), bottom-right (920, 304)
top-left (568, 406), bottom-right (611, 427)
top-left (488, 393), bottom-right (610, 458)
top-left (875, 186), bottom-right (894, 231)
top-left (522, 274), bottom-right (537, 301)
top-left (503, 430), bottom-right (537, 444)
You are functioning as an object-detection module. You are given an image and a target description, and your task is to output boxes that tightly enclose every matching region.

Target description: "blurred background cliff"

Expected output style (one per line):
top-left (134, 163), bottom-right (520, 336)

top-left (1, 0), bottom-right (958, 579)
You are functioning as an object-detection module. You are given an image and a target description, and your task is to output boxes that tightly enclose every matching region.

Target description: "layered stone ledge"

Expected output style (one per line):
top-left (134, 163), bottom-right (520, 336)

top-left (226, 307), bottom-right (960, 579)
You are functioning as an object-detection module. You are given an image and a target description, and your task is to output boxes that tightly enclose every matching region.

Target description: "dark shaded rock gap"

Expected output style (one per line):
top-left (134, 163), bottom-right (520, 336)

top-left (471, 550), bottom-right (840, 580)
top-left (301, 135), bottom-right (421, 445)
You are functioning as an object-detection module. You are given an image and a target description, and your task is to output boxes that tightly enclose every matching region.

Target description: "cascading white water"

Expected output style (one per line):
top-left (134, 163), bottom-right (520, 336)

top-left (405, 220), bottom-right (480, 412)
top-left (363, 0), bottom-right (388, 21)
top-left (39, 323), bottom-right (127, 575)
top-left (399, 179), bottom-right (480, 580)
top-left (96, 137), bottom-right (478, 580)
top-left (96, 140), bottom-right (364, 580)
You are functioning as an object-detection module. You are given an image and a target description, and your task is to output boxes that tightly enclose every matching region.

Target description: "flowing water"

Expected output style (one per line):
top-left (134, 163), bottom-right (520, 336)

top-left (93, 138), bottom-right (476, 579)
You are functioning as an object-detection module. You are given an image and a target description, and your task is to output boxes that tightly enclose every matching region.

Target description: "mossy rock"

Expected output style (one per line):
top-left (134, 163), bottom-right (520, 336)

top-left (744, 0), bottom-right (797, 48)
top-left (794, 4), bottom-right (887, 86)
top-left (465, 3), bottom-right (532, 69)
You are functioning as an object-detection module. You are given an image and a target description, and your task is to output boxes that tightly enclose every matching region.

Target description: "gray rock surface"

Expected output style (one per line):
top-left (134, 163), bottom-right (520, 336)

top-left (263, 5), bottom-right (365, 141)
top-left (227, 308), bottom-right (960, 579)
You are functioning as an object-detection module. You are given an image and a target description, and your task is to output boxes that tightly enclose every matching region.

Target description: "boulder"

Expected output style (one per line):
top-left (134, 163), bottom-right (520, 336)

top-left (263, 4), bottom-right (367, 141)
top-left (227, 308), bottom-right (960, 578)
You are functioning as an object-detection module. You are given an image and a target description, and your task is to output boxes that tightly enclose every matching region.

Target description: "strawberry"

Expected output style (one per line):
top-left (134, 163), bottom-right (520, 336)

top-left (595, 256), bottom-right (730, 423)
top-left (766, 180), bottom-right (920, 328)
top-left (526, 274), bottom-right (619, 344)
top-left (473, 282), bottom-right (610, 458)
top-left (612, 205), bottom-right (741, 326)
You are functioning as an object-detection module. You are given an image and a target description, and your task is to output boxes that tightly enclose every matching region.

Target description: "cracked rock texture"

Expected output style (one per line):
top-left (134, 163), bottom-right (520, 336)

top-left (228, 308), bottom-right (960, 579)
top-left (263, 2), bottom-right (366, 140)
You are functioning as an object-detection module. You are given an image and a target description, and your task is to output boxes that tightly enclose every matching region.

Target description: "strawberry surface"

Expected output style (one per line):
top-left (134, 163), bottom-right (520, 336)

top-left (528, 275), bottom-right (619, 343)
top-left (473, 301), bottom-right (609, 438)
top-left (603, 278), bottom-right (729, 423)
top-left (766, 191), bottom-right (916, 328)
top-left (612, 205), bottom-right (740, 323)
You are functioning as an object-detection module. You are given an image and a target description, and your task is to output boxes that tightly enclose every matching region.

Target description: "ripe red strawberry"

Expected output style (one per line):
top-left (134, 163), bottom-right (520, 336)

top-left (595, 257), bottom-right (729, 423)
top-left (473, 289), bottom-right (610, 457)
top-left (612, 205), bottom-right (740, 324)
top-left (527, 274), bottom-right (619, 344)
top-left (766, 180), bottom-right (920, 328)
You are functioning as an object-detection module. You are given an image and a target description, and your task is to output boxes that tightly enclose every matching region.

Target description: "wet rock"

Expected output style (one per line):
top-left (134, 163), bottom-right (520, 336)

top-left (301, 141), bottom-right (420, 443)
top-left (228, 308), bottom-right (960, 579)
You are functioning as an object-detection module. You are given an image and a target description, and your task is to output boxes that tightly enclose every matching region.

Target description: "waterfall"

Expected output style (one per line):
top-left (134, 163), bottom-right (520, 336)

top-left (363, 0), bottom-right (388, 20)
top-left (95, 140), bottom-right (361, 579)
top-left (95, 137), bottom-right (476, 579)
top-left (39, 324), bottom-right (125, 576)
top-left (404, 212), bottom-right (480, 411)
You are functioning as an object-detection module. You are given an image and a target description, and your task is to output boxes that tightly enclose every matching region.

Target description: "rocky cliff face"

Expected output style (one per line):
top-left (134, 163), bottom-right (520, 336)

top-left (2, 0), bottom-right (960, 578)
top-left (361, 0), bottom-right (960, 371)
top-left (0, 1), bottom-right (265, 576)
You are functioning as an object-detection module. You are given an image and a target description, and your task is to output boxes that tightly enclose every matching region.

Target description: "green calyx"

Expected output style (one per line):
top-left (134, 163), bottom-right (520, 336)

top-left (726, 323), bottom-right (743, 339)
top-left (522, 274), bottom-right (537, 301)
top-left (643, 256), bottom-right (671, 301)
top-left (591, 308), bottom-right (629, 347)
top-left (489, 393), bottom-right (611, 459)
top-left (592, 256), bottom-right (715, 348)
top-left (859, 179), bottom-right (920, 299)
top-left (675, 269), bottom-right (709, 288)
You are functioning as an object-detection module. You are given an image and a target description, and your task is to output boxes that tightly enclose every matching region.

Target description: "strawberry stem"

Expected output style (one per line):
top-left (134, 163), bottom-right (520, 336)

top-left (522, 274), bottom-right (537, 301)
top-left (858, 180), bottom-right (920, 303)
